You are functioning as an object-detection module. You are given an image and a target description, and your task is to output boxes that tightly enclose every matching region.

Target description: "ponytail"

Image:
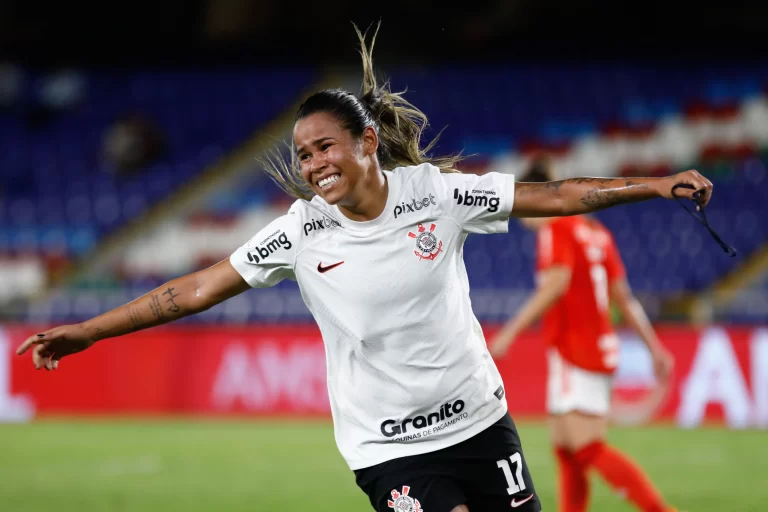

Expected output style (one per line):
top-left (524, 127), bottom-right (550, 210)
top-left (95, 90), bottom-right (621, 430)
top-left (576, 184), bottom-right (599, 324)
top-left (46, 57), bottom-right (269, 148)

top-left (262, 21), bottom-right (463, 201)
top-left (354, 22), bottom-right (463, 175)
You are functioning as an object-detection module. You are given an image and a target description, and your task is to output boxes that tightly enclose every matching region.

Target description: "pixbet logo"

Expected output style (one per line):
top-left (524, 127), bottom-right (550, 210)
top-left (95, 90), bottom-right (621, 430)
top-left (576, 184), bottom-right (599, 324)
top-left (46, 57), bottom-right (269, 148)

top-left (303, 216), bottom-right (341, 236)
top-left (453, 188), bottom-right (500, 212)
top-left (246, 232), bottom-right (292, 264)
top-left (380, 399), bottom-right (465, 437)
top-left (393, 194), bottom-right (437, 218)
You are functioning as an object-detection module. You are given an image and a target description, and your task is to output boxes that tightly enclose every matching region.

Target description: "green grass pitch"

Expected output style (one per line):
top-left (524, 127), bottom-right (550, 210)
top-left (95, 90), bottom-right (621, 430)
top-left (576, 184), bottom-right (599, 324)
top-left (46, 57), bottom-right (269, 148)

top-left (0, 418), bottom-right (764, 511)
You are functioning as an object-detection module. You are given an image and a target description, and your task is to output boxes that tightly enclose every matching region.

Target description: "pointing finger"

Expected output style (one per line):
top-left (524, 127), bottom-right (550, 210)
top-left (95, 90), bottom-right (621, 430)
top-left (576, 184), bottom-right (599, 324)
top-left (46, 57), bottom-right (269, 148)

top-left (17, 333), bottom-right (47, 355)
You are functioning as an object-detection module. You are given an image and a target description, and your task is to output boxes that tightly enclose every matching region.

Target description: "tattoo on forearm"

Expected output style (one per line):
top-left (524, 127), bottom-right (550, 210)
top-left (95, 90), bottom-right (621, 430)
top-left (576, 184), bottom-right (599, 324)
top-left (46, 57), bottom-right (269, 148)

top-left (149, 294), bottom-right (167, 322)
top-left (517, 177), bottom-right (653, 213)
top-left (580, 188), bottom-right (621, 209)
top-left (544, 180), bottom-right (563, 191)
top-left (163, 287), bottom-right (181, 313)
top-left (128, 306), bottom-right (143, 329)
top-left (89, 326), bottom-right (106, 341)
top-left (579, 180), bottom-right (650, 210)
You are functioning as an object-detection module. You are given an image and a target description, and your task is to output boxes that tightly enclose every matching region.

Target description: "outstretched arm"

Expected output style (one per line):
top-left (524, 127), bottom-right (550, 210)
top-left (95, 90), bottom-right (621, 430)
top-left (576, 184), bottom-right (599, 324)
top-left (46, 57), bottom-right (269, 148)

top-left (16, 259), bottom-right (250, 370)
top-left (488, 266), bottom-right (570, 358)
top-left (511, 170), bottom-right (712, 217)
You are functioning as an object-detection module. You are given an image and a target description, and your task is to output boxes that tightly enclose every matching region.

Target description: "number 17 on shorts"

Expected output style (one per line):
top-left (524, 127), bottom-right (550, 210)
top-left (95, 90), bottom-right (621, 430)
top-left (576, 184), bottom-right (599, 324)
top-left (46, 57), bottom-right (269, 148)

top-left (496, 452), bottom-right (538, 509)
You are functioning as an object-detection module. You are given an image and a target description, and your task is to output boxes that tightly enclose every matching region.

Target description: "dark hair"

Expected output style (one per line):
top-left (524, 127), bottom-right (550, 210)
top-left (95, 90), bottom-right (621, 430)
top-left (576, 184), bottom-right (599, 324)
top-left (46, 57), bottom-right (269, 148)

top-left (262, 22), bottom-right (463, 200)
top-left (521, 154), bottom-right (557, 183)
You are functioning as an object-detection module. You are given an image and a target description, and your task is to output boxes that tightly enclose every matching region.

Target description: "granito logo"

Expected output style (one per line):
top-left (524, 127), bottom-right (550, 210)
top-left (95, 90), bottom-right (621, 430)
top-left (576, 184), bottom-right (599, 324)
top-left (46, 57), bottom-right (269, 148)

top-left (303, 216), bottom-right (341, 236)
top-left (246, 232), bottom-right (291, 264)
top-left (453, 188), bottom-right (500, 212)
top-left (393, 194), bottom-right (436, 218)
top-left (380, 400), bottom-right (465, 438)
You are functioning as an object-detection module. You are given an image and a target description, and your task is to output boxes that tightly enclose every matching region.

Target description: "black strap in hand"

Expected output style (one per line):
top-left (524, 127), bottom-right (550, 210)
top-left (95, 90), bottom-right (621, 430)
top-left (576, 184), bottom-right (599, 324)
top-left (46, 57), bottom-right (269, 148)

top-left (671, 183), bottom-right (737, 257)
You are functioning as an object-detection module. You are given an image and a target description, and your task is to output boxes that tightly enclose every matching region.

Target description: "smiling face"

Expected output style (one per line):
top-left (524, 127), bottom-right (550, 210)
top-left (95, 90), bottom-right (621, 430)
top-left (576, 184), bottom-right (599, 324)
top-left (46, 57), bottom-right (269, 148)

top-left (294, 112), bottom-right (379, 206)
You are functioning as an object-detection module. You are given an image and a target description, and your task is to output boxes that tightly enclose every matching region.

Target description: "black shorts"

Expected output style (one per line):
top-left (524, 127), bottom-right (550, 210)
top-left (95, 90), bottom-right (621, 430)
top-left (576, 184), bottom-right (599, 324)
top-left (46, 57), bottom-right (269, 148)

top-left (354, 412), bottom-right (541, 512)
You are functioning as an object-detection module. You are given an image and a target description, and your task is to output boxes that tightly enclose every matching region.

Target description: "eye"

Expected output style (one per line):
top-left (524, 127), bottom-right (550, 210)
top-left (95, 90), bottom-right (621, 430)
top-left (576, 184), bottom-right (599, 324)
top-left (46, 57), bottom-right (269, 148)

top-left (299, 153), bottom-right (310, 161)
top-left (321, 143), bottom-right (332, 151)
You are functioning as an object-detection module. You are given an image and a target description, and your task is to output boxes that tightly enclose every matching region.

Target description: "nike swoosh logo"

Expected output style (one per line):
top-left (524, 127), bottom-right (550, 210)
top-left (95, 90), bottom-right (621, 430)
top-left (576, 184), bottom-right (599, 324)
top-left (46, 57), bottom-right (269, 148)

top-left (317, 261), bottom-right (344, 273)
top-left (510, 494), bottom-right (535, 508)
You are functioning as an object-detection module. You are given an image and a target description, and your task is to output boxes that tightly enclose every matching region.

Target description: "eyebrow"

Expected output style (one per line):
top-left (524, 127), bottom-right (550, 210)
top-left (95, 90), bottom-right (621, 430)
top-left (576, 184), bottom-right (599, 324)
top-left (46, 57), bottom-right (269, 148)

top-left (296, 137), bottom-right (333, 154)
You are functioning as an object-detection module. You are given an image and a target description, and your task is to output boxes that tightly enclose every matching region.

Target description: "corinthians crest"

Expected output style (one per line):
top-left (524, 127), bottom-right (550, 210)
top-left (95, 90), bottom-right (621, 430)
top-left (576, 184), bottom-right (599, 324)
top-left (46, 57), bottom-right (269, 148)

top-left (408, 223), bottom-right (443, 261)
top-left (388, 486), bottom-right (423, 512)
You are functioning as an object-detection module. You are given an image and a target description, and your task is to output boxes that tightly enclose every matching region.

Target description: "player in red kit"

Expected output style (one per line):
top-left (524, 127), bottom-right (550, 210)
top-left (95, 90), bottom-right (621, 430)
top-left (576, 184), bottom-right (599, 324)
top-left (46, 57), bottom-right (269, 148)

top-left (490, 156), bottom-right (677, 512)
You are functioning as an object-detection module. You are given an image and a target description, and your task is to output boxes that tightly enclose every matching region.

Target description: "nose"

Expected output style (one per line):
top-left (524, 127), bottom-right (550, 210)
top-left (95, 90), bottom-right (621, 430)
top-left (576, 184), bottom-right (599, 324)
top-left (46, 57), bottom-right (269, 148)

top-left (307, 155), bottom-right (327, 175)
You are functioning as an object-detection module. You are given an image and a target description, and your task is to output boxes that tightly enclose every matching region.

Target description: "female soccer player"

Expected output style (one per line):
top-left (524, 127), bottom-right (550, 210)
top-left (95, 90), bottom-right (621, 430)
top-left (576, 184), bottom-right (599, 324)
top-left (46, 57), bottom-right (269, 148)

top-left (18, 25), bottom-right (708, 512)
top-left (489, 155), bottom-right (677, 512)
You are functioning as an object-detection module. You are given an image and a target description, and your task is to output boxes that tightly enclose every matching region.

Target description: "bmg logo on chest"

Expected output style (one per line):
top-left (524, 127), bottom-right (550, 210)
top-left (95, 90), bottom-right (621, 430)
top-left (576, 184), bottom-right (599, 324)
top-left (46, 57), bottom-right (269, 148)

top-left (246, 232), bottom-right (292, 264)
top-left (394, 194), bottom-right (436, 218)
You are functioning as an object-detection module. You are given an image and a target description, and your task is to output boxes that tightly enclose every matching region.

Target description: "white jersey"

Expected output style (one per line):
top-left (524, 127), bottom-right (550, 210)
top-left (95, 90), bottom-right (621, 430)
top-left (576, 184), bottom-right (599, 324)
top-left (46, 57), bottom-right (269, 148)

top-left (230, 163), bottom-right (516, 470)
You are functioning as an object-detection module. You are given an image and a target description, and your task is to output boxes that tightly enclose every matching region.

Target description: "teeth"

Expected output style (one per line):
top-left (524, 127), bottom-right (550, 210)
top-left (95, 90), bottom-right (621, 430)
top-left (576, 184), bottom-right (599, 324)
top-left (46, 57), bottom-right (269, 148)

top-left (318, 175), bottom-right (340, 188)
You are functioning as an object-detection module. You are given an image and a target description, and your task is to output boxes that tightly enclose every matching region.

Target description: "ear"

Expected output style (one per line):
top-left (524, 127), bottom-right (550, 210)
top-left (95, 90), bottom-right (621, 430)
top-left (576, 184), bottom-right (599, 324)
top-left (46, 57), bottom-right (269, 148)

top-left (361, 126), bottom-right (379, 157)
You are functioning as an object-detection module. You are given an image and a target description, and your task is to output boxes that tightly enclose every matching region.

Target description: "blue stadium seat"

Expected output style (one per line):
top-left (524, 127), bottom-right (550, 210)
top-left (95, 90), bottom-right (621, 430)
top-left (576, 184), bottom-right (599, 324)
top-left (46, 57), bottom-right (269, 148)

top-left (0, 68), bottom-right (316, 261)
top-left (5, 63), bottom-right (767, 324)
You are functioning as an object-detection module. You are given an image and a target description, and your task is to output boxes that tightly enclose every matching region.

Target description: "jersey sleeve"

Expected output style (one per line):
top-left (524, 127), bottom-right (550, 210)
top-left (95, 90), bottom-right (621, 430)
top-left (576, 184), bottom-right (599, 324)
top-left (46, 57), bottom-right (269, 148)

top-left (603, 233), bottom-right (626, 282)
top-left (537, 222), bottom-right (575, 271)
top-left (429, 165), bottom-right (516, 234)
top-left (229, 212), bottom-right (300, 288)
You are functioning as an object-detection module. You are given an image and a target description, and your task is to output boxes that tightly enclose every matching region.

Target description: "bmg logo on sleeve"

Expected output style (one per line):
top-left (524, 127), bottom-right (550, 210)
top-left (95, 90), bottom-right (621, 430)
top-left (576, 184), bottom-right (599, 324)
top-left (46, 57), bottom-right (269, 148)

top-left (453, 188), bottom-right (500, 212)
top-left (246, 231), bottom-right (292, 264)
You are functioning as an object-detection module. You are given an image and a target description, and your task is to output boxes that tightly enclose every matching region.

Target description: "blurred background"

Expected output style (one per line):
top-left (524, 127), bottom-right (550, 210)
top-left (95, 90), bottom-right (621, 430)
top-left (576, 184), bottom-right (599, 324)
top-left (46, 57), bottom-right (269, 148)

top-left (1, 1), bottom-right (766, 511)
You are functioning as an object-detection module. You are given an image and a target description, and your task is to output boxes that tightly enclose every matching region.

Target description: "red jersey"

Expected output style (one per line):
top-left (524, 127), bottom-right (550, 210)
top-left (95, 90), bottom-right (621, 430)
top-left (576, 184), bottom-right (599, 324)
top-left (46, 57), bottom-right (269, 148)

top-left (536, 216), bottom-right (626, 374)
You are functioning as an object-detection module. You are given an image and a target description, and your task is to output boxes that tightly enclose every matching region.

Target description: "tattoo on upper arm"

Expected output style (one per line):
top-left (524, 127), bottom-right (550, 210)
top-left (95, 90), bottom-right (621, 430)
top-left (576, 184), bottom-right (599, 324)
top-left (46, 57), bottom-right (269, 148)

top-left (149, 294), bottom-right (167, 322)
top-left (163, 287), bottom-right (182, 313)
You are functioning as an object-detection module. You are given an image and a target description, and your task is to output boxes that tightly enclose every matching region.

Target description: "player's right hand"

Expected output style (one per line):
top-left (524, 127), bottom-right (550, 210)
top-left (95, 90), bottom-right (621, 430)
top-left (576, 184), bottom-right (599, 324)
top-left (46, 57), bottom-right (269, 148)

top-left (651, 346), bottom-right (674, 383)
top-left (16, 324), bottom-right (95, 371)
top-left (488, 343), bottom-right (506, 359)
top-left (488, 333), bottom-right (514, 359)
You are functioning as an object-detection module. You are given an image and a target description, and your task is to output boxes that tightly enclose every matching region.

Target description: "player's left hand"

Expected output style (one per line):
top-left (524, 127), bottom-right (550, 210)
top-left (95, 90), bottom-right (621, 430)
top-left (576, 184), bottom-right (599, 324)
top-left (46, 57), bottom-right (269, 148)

top-left (656, 169), bottom-right (713, 209)
top-left (651, 346), bottom-right (674, 383)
